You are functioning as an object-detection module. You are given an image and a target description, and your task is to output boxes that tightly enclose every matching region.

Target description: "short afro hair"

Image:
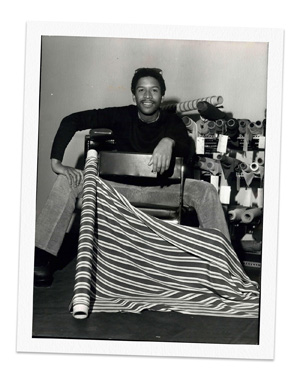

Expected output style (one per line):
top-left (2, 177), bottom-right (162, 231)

top-left (131, 68), bottom-right (166, 96)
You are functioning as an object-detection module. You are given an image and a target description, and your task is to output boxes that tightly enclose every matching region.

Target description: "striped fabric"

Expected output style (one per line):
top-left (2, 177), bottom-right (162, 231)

top-left (70, 153), bottom-right (260, 320)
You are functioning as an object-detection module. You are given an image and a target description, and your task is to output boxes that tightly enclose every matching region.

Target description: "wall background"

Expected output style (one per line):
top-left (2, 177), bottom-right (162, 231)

top-left (37, 36), bottom-right (268, 215)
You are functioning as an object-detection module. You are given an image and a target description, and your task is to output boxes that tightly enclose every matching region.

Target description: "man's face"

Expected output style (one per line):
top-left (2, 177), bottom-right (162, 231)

top-left (133, 76), bottom-right (163, 116)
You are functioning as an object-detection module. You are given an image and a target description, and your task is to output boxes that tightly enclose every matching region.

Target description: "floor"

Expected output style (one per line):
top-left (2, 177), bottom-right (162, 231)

top-left (32, 233), bottom-right (261, 345)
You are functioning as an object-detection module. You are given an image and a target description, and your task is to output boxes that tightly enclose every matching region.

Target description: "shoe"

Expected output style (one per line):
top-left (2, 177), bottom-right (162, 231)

top-left (34, 248), bottom-right (54, 287)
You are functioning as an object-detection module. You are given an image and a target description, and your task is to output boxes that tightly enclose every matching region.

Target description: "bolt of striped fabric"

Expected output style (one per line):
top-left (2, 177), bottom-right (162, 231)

top-left (72, 149), bottom-right (98, 319)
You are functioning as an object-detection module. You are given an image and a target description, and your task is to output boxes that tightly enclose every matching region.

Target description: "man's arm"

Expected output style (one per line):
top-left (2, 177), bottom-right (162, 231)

top-left (51, 158), bottom-right (83, 187)
top-left (50, 109), bottom-right (104, 184)
top-left (148, 137), bottom-right (175, 174)
top-left (148, 112), bottom-right (190, 174)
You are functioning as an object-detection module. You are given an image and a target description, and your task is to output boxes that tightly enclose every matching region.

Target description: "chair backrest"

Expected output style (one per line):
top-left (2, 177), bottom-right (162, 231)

top-left (98, 151), bottom-right (184, 180)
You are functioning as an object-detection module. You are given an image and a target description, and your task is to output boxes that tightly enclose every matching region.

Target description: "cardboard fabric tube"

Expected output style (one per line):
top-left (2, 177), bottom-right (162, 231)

top-left (207, 161), bottom-right (215, 170)
top-left (182, 116), bottom-right (198, 142)
top-left (199, 121), bottom-right (209, 135)
top-left (239, 162), bottom-right (251, 173)
top-left (257, 157), bottom-right (264, 166)
top-left (228, 207), bottom-right (247, 221)
top-left (248, 122), bottom-right (258, 135)
top-left (250, 162), bottom-right (260, 173)
top-left (216, 119), bottom-right (225, 133)
top-left (163, 96), bottom-right (224, 113)
top-left (207, 120), bottom-right (216, 134)
top-left (241, 208), bottom-right (262, 224)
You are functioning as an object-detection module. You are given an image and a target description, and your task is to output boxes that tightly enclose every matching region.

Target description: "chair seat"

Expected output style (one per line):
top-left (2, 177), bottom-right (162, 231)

top-left (130, 202), bottom-right (179, 220)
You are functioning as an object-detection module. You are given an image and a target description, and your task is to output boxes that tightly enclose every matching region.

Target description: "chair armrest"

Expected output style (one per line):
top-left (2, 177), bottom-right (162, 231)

top-left (85, 129), bottom-right (115, 157)
top-left (89, 128), bottom-right (113, 138)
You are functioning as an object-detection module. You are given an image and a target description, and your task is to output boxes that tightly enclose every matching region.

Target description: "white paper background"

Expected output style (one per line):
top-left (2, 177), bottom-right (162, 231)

top-left (2, 0), bottom-right (298, 378)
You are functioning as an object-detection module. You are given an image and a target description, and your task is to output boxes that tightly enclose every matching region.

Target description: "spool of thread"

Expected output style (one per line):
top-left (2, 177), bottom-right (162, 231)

top-left (215, 119), bottom-right (225, 133)
top-left (197, 101), bottom-right (228, 121)
top-left (241, 208), bottom-right (262, 224)
top-left (228, 207), bottom-right (247, 221)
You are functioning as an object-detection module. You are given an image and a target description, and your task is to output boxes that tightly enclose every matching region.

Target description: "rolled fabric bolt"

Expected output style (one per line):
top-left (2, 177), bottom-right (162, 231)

top-left (250, 162), bottom-right (260, 174)
top-left (239, 162), bottom-right (251, 173)
top-left (238, 119), bottom-right (250, 134)
top-left (241, 207), bottom-right (262, 224)
top-left (176, 96), bottom-right (222, 113)
top-left (207, 120), bottom-right (216, 134)
top-left (207, 161), bottom-right (215, 170)
top-left (210, 96), bottom-right (223, 106)
top-left (215, 119), bottom-right (225, 133)
top-left (248, 122), bottom-right (263, 135)
top-left (162, 96), bottom-right (224, 113)
top-left (226, 119), bottom-right (239, 138)
top-left (87, 149), bottom-right (98, 159)
top-left (255, 121), bottom-right (264, 135)
top-left (182, 116), bottom-right (197, 141)
top-left (197, 101), bottom-right (228, 121)
top-left (198, 121), bottom-right (209, 135)
top-left (71, 151), bottom-right (98, 319)
top-left (228, 207), bottom-right (247, 221)
top-left (226, 118), bottom-right (238, 129)
top-left (161, 103), bottom-right (177, 113)
top-left (248, 122), bottom-right (257, 134)
top-left (257, 157), bottom-right (264, 166)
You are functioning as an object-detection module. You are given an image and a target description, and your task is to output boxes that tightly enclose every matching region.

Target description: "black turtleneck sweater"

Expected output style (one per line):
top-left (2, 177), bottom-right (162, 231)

top-left (50, 105), bottom-right (190, 161)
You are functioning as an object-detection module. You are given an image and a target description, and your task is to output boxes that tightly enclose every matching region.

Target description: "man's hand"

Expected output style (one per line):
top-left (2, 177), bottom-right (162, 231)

top-left (51, 158), bottom-right (83, 187)
top-left (148, 137), bottom-right (175, 174)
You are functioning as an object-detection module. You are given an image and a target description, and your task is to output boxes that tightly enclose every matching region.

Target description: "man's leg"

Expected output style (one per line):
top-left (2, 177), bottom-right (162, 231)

top-left (182, 179), bottom-right (230, 241)
top-left (108, 179), bottom-right (230, 241)
top-left (34, 175), bottom-right (82, 285)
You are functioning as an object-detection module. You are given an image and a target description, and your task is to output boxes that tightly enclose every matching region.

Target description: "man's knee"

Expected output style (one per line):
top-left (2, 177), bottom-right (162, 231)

top-left (184, 179), bottom-right (219, 200)
top-left (53, 174), bottom-right (83, 198)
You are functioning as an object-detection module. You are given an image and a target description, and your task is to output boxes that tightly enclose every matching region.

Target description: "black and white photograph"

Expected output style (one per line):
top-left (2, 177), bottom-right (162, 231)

top-left (6, 0), bottom-right (300, 377)
top-left (15, 22), bottom-right (283, 361)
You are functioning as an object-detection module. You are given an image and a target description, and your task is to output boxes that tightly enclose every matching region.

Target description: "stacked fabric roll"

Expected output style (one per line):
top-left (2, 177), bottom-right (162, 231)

top-left (161, 95), bottom-right (224, 113)
top-left (228, 207), bottom-right (262, 223)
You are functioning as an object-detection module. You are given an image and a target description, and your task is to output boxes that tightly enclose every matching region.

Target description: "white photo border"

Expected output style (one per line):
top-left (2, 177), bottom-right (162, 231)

top-left (17, 21), bottom-right (284, 360)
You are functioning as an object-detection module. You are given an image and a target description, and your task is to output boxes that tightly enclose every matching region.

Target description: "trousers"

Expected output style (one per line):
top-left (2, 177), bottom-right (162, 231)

top-left (35, 174), bottom-right (230, 256)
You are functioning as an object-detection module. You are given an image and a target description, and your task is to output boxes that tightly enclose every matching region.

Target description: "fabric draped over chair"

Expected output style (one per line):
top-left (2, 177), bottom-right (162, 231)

top-left (70, 152), bottom-right (260, 320)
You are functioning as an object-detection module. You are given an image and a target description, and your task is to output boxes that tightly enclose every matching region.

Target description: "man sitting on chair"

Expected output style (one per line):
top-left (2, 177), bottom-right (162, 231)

top-left (34, 67), bottom-right (230, 286)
